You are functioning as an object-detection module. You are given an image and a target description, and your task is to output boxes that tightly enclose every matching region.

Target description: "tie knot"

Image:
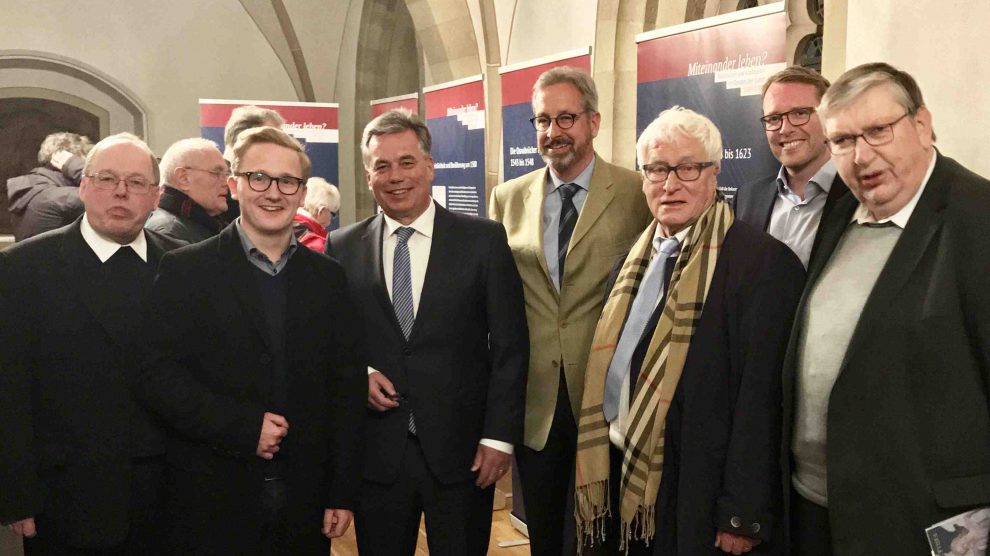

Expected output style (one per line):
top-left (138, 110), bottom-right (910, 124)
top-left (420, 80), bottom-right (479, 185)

top-left (395, 227), bottom-right (414, 243)
top-left (655, 237), bottom-right (680, 258)
top-left (558, 183), bottom-right (579, 202)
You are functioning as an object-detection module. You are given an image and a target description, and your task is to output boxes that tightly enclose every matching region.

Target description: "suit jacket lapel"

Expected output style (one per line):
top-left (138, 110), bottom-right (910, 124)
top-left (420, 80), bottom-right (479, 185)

top-left (756, 178), bottom-right (778, 230)
top-left (217, 226), bottom-right (274, 352)
top-left (569, 155), bottom-right (615, 250)
top-left (523, 169), bottom-right (554, 289)
top-left (365, 214), bottom-right (407, 340)
top-left (411, 203), bottom-right (456, 341)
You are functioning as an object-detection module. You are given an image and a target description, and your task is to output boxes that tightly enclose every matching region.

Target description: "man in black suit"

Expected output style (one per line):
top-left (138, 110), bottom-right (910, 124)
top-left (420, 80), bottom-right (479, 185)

top-left (326, 109), bottom-right (528, 555)
top-left (574, 107), bottom-right (804, 555)
top-left (734, 66), bottom-right (848, 268)
top-left (136, 126), bottom-right (365, 555)
top-left (0, 133), bottom-right (182, 554)
top-left (784, 63), bottom-right (990, 555)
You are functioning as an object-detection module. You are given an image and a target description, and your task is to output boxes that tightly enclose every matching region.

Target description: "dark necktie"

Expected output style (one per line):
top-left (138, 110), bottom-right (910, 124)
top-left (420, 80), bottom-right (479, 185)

top-left (391, 227), bottom-right (416, 434)
top-left (558, 183), bottom-right (579, 284)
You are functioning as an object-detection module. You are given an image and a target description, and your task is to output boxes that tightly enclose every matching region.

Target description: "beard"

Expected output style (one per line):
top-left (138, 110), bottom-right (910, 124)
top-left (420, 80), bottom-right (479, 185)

top-left (540, 136), bottom-right (582, 175)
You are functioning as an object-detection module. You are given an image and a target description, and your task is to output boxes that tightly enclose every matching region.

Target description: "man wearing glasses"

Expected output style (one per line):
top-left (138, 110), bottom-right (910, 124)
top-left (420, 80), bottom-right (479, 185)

top-left (0, 133), bottom-right (182, 554)
top-left (136, 126), bottom-right (366, 555)
top-left (146, 138), bottom-right (230, 244)
top-left (734, 66), bottom-right (849, 268)
top-left (574, 106), bottom-right (803, 555)
top-left (783, 63), bottom-right (990, 555)
top-left (489, 66), bottom-right (651, 556)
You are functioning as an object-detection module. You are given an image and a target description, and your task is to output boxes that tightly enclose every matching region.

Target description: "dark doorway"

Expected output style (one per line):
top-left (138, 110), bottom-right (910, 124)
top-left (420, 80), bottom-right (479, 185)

top-left (0, 98), bottom-right (100, 235)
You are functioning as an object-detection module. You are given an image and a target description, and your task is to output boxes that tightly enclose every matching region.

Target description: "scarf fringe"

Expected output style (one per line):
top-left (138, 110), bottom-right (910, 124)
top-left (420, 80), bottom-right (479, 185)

top-left (575, 479), bottom-right (610, 554)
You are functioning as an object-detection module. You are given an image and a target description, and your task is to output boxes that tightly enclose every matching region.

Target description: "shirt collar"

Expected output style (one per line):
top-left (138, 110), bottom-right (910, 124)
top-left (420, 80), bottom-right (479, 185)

top-left (547, 157), bottom-right (596, 194)
top-left (80, 214), bottom-right (149, 262)
top-left (383, 200), bottom-right (436, 240)
top-left (653, 221), bottom-right (692, 252)
top-left (775, 158), bottom-right (837, 198)
top-left (852, 150), bottom-right (937, 228)
top-left (234, 217), bottom-right (298, 262)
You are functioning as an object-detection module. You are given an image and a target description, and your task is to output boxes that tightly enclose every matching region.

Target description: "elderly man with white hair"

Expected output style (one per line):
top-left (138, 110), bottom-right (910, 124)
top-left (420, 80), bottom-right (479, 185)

top-left (574, 107), bottom-right (804, 555)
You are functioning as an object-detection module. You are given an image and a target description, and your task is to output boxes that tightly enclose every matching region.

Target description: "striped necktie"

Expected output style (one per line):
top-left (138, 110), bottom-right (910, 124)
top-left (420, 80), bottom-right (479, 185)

top-left (392, 226), bottom-right (417, 435)
top-left (558, 183), bottom-right (579, 284)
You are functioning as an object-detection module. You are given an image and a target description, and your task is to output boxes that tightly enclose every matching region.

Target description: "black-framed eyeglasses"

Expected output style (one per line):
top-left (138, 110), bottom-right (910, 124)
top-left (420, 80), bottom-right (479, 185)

top-left (530, 112), bottom-right (583, 131)
top-left (85, 172), bottom-right (156, 194)
top-left (180, 167), bottom-right (231, 180)
top-left (760, 107), bottom-right (817, 131)
top-left (235, 171), bottom-right (305, 195)
top-left (641, 161), bottom-right (715, 183)
top-left (826, 112), bottom-right (911, 155)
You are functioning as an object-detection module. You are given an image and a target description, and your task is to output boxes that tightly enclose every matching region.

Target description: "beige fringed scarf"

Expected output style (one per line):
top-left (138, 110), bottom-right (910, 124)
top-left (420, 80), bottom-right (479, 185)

top-left (574, 196), bottom-right (733, 551)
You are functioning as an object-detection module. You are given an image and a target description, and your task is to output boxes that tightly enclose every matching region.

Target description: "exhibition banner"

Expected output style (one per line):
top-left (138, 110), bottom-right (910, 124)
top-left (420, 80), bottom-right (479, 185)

top-left (636, 3), bottom-right (786, 198)
top-left (499, 48), bottom-right (592, 181)
top-left (423, 76), bottom-right (486, 216)
top-left (370, 93), bottom-right (419, 117)
top-left (199, 99), bottom-right (340, 228)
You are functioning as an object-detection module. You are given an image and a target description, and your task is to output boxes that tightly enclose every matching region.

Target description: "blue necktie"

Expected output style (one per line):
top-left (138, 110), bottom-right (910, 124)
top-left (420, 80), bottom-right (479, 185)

top-left (392, 227), bottom-right (416, 434)
top-left (603, 236), bottom-right (680, 422)
top-left (557, 183), bottom-right (579, 284)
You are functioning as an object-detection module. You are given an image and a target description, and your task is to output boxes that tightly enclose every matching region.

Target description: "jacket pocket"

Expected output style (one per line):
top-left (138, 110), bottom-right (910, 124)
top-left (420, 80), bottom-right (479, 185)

top-left (933, 473), bottom-right (990, 508)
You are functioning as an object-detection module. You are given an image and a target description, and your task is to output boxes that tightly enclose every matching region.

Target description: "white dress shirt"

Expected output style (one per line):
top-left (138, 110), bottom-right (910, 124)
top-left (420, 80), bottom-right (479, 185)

top-left (852, 150), bottom-right (936, 228)
top-left (370, 202), bottom-right (513, 454)
top-left (81, 214), bottom-right (149, 262)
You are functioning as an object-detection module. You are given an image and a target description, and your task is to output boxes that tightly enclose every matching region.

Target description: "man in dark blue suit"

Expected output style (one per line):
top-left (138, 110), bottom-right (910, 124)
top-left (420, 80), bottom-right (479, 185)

top-left (327, 109), bottom-right (529, 556)
top-left (733, 66), bottom-right (848, 268)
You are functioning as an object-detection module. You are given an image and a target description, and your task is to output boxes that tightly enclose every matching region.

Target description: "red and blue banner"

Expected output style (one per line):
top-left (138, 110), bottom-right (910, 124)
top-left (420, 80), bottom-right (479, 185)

top-left (636, 4), bottom-right (786, 198)
top-left (423, 76), bottom-right (486, 216)
top-left (499, 48), bottom-right (592, 181)
top-left (199, 99), bottom-right (340, 227)
top-left (371, 93), bottom-right (419, 118)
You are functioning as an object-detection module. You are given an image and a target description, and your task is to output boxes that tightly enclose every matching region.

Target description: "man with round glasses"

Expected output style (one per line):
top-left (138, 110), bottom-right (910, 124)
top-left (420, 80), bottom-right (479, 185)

top-left (782, 62), bottom-right (990, 555)
top-left (0, 133), bottom-right (183, 554)
top-left (734, 66), bottom-right (849, 268)
top-left (146, 138), bottom-right (230, 244)
top-left (490, 66), bottom-right (650, 556)
top-left (136, 126), bottom-right (365, 554)
top-left (574, 106), bottom-right (803, 555)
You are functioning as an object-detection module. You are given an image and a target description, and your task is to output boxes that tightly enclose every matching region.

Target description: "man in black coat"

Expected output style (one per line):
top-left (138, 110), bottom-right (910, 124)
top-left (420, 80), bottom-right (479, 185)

top-left (6, 131), bottom-right (92, 241)
top-left (733, 66), bottom-right (848, 268)
top-left (144, 137), bottom-right (230, 244)
top-left (326, 109), bottom-right (529, 555)
top-left (137, 126), bottom-right (365, 555)
top-left (784, 63), bottom-right (990, 556)
top-left (574, 107), bottom-right (804, 556)
top-left (0, 133), bottom-right (181, 554)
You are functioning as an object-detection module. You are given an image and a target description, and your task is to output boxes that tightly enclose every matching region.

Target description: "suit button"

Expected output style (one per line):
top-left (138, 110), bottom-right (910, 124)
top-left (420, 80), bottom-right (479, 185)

top-left (751, 522), bottom-right (760, 534)
top-left (552, 360), bottom-right (558, 367)
top-left (403, 348), bottom-right (412, 356)
top-left (730, 516), bottom-right (742, 528)
top-left (560, 321), bottom-right (568, 328)
top-left (260, 354), bottom-right (272, 365)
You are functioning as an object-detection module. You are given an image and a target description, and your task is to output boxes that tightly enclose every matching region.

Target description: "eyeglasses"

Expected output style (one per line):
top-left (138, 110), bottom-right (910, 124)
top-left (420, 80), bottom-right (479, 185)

top-left (826, 112), bottom-right (911, 155)
top-left (760, 107), bottom-right (817, 131)
top-left (530, 112), bottom-right (583, 131)
top-left (86, 172), bottom-right (156, 194)
top-left (235, 171), bottom-right (305, 195)
top-left (641, 161), bottom-right (715, 183)
top-left (180, 167), bottom-right (230, 180)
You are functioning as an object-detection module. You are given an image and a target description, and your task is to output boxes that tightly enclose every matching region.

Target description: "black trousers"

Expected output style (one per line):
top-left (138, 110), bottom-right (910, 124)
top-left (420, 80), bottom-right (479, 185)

top-left (355, 435), bottom-right (494, 555)
top-left (515, 369), bottom-right (578, 556)
top-left (24, 457), bottom-right (167, 556)
top-left (790, 488), bottom-right (832, 556)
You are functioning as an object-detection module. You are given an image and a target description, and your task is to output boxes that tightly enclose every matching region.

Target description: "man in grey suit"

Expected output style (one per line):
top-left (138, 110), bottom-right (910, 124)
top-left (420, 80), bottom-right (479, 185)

top-left (734, 66), bottom-right (847, 268)
top-left (784, 62), bottom-right (990, 555)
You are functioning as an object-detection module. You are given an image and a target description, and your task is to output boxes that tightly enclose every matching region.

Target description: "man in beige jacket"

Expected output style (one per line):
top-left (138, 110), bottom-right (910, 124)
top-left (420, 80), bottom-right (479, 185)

top-left (489, 67), bottom-right (650, 556)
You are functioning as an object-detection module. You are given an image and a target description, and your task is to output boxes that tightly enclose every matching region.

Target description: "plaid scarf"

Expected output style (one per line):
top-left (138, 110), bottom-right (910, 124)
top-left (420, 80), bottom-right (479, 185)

top-left (574, 195), bottom-right (733, 550)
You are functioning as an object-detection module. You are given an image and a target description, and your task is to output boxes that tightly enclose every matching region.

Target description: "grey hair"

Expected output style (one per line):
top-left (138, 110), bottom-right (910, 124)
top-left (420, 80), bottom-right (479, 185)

top-left (223, 105), bottom-right (285, 160)
top-left (38, 132), bottom-right (93, 164)
top-left (361, 109), bottom-right (432, 164)
top-left (83, 132), bottom-right (160, 184)
top-left (532, 66), bottom-right (599, 114)
top-left (303, 177), bottom-right (340, 215)
top-left (636, 106), bottom-right (723, 169)
top-left (160, 138), bottom-right (222, 186)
